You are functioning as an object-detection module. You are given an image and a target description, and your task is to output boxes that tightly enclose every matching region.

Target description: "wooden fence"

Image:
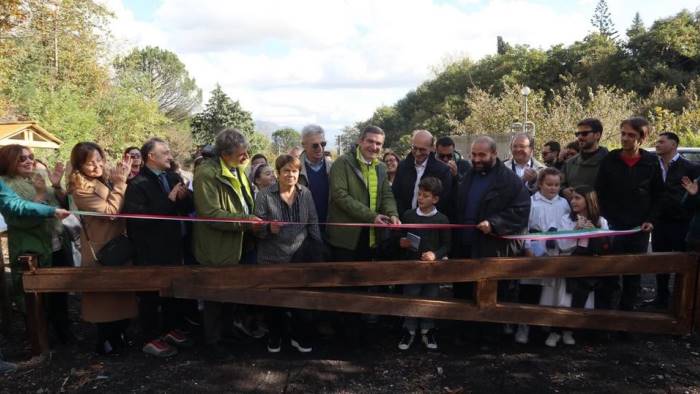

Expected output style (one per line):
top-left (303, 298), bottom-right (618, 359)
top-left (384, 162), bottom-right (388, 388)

top-left (15, 252), bottom-right (700, 355)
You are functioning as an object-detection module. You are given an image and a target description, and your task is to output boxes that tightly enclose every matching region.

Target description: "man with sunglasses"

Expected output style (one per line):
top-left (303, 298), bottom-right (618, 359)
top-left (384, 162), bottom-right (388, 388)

top-left (435, 136), bottom-right (471, 182)
top-left (392, 130), bottom-right (452, 215)
top-left (298, 124), bottom-right (333, 223)
top-left (561, 118), bottom-right (609, 199)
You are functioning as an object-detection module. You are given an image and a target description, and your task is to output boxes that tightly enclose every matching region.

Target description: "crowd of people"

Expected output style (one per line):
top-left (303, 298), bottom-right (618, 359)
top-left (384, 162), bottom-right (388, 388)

top-left (1, 115), bottom-right (699, 371)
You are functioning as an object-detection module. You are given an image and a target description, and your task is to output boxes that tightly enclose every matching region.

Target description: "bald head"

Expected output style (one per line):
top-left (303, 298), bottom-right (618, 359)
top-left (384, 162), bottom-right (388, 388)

top-left (411, 129), bottom-right (434, 164)
top-left (471, 135), bottom-right (498, 172)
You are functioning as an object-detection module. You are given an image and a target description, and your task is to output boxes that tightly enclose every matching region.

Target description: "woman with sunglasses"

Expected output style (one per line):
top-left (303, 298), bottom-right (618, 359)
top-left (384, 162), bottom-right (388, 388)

top-left (123, 146), bottom-right (142, 181)
top-left (0, 144), bottom-right (74, 343)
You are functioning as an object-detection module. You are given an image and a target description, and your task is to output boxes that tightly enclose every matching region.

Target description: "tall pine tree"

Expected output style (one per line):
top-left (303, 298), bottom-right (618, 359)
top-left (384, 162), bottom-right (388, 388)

top-left (591, 0), bottom-right (619, 39)
top-left (627, 12), bottom-right (645, 39)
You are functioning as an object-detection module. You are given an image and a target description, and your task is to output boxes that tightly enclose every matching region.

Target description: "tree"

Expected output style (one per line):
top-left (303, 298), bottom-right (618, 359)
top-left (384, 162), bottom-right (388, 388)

top-left (497, 36), bottom-right (511, 55)
top-left (190, 84), bottom-right (255, 145)
top-left (590, 0), bottom-right (619, 39)
top-left (627, 12), bottom-right (645, 39)
top-left (271, 127), bottom-right (300, 154)
top-left (114, 46), bottom-right (202, 122)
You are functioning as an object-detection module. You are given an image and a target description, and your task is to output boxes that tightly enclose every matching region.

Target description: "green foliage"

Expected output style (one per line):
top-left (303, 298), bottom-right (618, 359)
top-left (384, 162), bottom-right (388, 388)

top-left (114, 46), bottom-right (202, 122)
top-left (191, 84), bottom-right (254, 144)
top-left (271, 127), bottom-right (300, 154)
top-left (353, 9), bottom-right (700, 152)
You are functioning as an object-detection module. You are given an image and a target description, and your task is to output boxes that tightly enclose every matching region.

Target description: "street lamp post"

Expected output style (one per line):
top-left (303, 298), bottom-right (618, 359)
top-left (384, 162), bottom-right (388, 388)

top-left (520, 86), bottom-right (531, 134)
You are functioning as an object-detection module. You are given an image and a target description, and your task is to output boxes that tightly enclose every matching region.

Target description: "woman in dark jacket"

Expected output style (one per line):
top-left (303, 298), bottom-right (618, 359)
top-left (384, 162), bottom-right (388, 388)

top-left (254, 154), bottom-right (321, 354)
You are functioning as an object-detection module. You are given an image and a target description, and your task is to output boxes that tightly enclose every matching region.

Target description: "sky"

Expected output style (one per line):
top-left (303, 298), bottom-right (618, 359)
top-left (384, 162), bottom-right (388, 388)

top-left (102, 0), bottom-right (700, 145)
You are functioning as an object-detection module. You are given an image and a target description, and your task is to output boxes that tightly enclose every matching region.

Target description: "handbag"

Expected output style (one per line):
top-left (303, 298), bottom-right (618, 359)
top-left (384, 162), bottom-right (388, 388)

top-left (80, 216), bottom-right (135, 267)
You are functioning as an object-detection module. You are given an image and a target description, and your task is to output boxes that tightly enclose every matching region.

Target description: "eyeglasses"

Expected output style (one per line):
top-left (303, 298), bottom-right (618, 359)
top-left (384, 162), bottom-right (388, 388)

top-left (312, 141), bottom-right (327, 150)
top-left (18, 154), bottom-right (34, 163)
top-left (575, 130), bottom-right (593, 137)
top-left (437, 153), bottom-right (453, 161)
top-left (128, 153), bottom-right (141, 159)
top-left (411, 145), bottom-right (429, 153)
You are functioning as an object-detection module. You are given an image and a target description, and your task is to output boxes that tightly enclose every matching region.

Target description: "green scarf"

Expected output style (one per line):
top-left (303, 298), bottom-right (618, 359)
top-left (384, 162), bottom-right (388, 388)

top-left (219, 157), bottom-right (254, 213)
top-left (356, 149), bottom-right (380, 247)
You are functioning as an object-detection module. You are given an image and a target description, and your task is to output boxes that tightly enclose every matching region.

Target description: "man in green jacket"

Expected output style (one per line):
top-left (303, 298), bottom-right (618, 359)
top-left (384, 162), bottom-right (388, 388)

top-left (561, 118), bottom-right (609, 199)
top-left (192, 128), bottom-right (262, 353)
top-left (327, 125), bottom-right (400, 259)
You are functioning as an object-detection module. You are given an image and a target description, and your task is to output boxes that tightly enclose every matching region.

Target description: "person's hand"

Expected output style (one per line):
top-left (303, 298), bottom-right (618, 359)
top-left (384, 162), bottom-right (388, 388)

top-left (641, 222), bottom-right (654, 232)
top-left (476, 220), bottom-right (491, 234)
top-left (269, 221), bottom-right (283, 234)
top-left (110, 156), bottom-right (133, 184)
top-left (249, 216), bottom-right (265, 232)
top-left (168, 183), bottom-right (184, 202)
top-left (389, 216), bottom-right (401, 225)
top-left (48, 161), bottom-right (65, 188)
top-left (522, 168), bottom-right (537, 183)
top-left (447, 160), bottom-right (458, 177)
top-left (682, 176), bottom-right (698, 196)
top-left (421, 251), bottom-right (436, 261)
top-left (561, 187), bottom-right (574, 200)
top-left (576, 219), bottom-right (594, 230)
top-left (399, 237), bottom-right (411, 249)
top-left (54, 208), bottom-right (70, 219)
top-left (374, 214), bottom-right (390, 225)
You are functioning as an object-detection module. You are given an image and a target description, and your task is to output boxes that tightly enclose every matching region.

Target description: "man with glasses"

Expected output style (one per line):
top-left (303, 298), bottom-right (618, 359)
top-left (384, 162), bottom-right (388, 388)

top-left (503, 133), bottom-right (545, 194)
top-left (392, 130), bottom-right (452, 215)
top-left (561, 118), bottom-right (609, 199)
top-left (298, 124), bottom-right (332, 223)
top-left (435, 136), bottom-right (471, 182)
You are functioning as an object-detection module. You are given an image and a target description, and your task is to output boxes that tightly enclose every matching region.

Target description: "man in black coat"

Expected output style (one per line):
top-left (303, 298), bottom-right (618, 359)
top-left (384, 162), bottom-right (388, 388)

top-left (651, 132), bottom-right (699, 307)
top-left (392, 130), bottom-right (452, 215)
top-left (123, 138), bottom-right (194, 357)
top-left (595, 117), bottom-right (663, 311)
top-left (453, 135), bottom-right (531, 342)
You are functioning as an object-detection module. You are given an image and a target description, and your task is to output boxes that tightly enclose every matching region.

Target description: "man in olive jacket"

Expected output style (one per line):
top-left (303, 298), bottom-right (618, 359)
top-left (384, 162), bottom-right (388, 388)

top-left (192, 128), bottom-right (262, 351)
top-left (327, 125), bottom-right (400, 259)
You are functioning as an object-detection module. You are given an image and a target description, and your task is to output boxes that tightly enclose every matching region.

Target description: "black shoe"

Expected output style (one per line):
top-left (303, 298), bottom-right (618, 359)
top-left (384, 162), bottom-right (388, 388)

top-left (398, 330), bottom-right (415, 350)
top-left (422, 329), bottom-right (438, 350)
top-left (267, 336), bottom-right (282, 353)
top-left (290, 337), bottom-right (312, 353)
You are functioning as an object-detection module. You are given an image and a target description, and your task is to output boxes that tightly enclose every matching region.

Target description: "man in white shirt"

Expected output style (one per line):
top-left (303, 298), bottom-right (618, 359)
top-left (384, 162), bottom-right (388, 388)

top-left (504, 133), bottom-right (545, 193)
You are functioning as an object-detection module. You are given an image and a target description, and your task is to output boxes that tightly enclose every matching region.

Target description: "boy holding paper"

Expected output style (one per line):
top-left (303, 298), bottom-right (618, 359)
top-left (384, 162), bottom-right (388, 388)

top-left (397, 177), bottom-right (451, 351)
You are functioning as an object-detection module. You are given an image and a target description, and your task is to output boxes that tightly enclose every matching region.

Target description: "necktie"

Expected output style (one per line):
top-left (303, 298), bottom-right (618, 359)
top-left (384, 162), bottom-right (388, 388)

top-left (158, 173), bottom-right (171, 193)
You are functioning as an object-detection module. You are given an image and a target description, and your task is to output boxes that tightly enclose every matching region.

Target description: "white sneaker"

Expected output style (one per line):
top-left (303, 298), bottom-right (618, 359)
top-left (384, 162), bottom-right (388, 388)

top-left (503, 324), bottom-right (514, 335)
top-left (545, 332), bottom-right (561, 348)
top-left (515, 324), bottom-right (529, 344)
top-left (562, 331), bottom-right (576, 345)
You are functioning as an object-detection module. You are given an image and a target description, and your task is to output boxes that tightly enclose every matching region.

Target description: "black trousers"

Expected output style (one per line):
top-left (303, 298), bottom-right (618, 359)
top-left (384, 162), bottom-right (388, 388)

top-left (48, 247), bottom-right (73, 340)
top-left (138, 292), bottom-right (186, 341)
top-left (599, 231), bottom-right (650, 311)
top-left (652, 221), bottom-right (688, 303)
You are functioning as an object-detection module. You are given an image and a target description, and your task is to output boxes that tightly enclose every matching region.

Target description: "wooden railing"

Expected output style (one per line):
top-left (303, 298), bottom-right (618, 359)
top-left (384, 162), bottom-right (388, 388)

top-left (18, 252), bottom-right (700, 355)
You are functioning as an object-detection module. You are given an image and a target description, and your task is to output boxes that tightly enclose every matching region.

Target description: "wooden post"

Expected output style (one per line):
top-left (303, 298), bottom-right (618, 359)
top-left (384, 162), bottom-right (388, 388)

top-left (20, 254), bottom-right (49, 356)
top-left (692, 253), bottom-right (700, 334)
top-left (475, 279), bottom-right (497, 309)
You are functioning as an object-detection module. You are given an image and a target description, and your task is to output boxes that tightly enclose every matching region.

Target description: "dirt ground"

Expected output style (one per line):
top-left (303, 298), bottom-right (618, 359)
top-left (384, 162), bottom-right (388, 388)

top-left (2, 279), bottom-right (700, 393)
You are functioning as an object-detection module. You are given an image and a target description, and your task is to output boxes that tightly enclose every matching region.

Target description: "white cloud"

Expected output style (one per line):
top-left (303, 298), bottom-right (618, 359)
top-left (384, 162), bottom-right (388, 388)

top-left (102, 0), bottom-right (699, 144)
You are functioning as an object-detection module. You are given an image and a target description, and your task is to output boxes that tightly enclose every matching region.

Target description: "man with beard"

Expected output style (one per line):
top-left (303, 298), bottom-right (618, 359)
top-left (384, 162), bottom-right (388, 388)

top-left (561, 118), bottom-right (609, 199)
top-left (453, 136), bottom-right (531, 343)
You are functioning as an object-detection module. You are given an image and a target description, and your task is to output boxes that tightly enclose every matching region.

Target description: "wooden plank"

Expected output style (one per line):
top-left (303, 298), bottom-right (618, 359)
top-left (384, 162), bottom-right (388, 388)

top-left (171, 285), bottom-right (683, 335)
top-left (475, 279), bottom-right (497, 308)
top-left (23, 253), bottom-right (694, 293)
top-left (21, 255), bottom-right (49, 356)
top-left (692, 254), bottom-right (700, 334)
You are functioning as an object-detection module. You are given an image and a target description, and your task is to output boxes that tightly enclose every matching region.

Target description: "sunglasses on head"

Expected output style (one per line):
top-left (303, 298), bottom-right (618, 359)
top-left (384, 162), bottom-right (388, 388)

top-left (574, 130), bottom-right (593, 137)
top-left (19, 154), bottom-right (34, 163)
top-left (312, 141), bottom-right (327, 150)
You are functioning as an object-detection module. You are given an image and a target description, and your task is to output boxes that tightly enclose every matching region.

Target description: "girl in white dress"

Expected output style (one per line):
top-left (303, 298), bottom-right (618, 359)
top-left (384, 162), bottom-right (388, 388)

top-left (515, 168), bottom-right (570, 344)
top-left (544, 185), bottom-right (609, 347)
